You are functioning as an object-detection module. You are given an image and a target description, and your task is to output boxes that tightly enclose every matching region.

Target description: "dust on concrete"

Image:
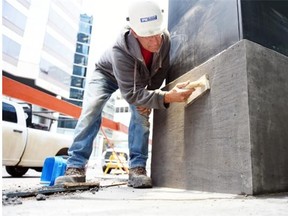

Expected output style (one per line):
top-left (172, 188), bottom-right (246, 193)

top-left (2, 177), bottom-right (127, 206)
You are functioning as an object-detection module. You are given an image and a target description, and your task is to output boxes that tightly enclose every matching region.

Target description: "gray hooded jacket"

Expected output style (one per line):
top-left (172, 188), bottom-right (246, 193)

top-left (95, 28), bottom-right (171, 109)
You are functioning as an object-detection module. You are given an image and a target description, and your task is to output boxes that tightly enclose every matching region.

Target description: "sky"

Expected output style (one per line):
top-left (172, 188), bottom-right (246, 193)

top-left (82, 0), bottom-right (169, 62)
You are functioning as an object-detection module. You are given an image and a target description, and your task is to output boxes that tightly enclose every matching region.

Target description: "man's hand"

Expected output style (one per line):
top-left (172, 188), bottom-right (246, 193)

top-left (136, 106), bottom-right (151, 116)
top-left (164, 81), bottom-right (195, 103)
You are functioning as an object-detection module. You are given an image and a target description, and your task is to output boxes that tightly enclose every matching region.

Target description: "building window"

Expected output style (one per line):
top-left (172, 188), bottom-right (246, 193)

top-left (73, 65), bottom-right (87, 77)
top-left (76, 43), bottom-right (90, 55)
top-left (2, 35), bottom-right (21, 65)
top-left (77, 33), bottom-right (90, 44)
top-left (58, 116), bottom-right (78, 129)
top-left (16, 0), bottom-right (31, 9)
top-left (2, 0), bottom-right (27, 35)
top-left (70, 88), bottom-right (84, 100)
top-left (43, 33), bottom-right (74, 65)
top-left (80, 14), bottom-right (93, 24)
top-left (74, 53), bottom-right (88, 66)
top-left (115, 106), bottom-right (130, 113)
top-left (39, 58), bottom-right (71, 90)
top-left (71, 76), bottom-right (85, 88)
top-left (48, 8), bottom-right (77, 43)
top-left (79, 22), bottom-right (92, 34)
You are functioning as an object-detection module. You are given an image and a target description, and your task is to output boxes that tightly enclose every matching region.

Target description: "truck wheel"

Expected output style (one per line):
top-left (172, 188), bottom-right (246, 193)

top-left (6, 166), bottom-right (29, 177)
top-left (33, 167), bottom-right (42, 172)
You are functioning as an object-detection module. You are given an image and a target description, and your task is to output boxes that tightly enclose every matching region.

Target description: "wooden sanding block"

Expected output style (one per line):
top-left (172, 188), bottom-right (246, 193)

top-left (185, 74), bottom-right (210, 106)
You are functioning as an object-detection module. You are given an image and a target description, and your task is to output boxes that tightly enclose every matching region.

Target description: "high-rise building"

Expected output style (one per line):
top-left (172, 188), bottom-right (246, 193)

top-left (2, 0), bottom-right (82, 97)
top-left (2, 0), bottom-right (116, 161)
top-left (57, 13), bottom-right (93, 131)
top-left (2, 0), bottom-right (83, 131)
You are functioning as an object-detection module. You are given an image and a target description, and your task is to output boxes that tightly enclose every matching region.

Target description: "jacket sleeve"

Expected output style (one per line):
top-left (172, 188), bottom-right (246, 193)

top-left (111, 47), bottom-right (167, 109)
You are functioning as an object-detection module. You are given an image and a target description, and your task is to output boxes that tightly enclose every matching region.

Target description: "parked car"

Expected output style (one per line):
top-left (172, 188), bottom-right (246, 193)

top-left (101, 148), bottom-right (129, 174)
top-left (2, 99), bottom-right (72, 177)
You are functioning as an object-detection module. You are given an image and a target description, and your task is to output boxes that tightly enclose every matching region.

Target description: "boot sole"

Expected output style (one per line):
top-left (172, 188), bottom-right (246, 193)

top-left (128, 179), bottom-right (152, 188)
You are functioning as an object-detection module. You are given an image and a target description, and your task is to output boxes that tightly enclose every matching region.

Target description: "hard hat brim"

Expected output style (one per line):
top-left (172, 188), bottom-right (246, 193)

top-left (133, 26), bottom-right (165, 37)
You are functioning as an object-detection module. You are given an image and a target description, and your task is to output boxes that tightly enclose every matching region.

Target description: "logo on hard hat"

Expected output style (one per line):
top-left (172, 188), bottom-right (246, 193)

top-left (140, 15), bottom-right (158, 23)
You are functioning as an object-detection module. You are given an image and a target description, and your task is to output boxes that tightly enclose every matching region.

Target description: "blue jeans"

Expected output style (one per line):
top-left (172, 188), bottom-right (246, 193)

top-left (66, 70), bottom-right (150, 169)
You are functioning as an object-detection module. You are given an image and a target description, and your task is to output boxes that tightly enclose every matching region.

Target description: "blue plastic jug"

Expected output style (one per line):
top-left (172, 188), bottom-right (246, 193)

top-left (40, 156), bottom-right (67, 186)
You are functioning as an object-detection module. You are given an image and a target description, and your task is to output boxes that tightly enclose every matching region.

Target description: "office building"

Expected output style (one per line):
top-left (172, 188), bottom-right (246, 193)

top-left (2, 0), bottom-right (116, 161)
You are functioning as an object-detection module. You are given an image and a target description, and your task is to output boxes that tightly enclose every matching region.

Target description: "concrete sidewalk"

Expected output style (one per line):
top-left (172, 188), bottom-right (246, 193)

top-left (2, 167), bottom-right (288, 216)
top-left (2, 186), bottom-right (288, 216)
top-left (2, 180), bottom-right (288, 216)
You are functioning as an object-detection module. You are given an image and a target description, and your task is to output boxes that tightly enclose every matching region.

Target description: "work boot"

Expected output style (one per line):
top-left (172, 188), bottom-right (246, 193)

top-left (128, 167), bottom-right (152, 188)
top-left (54, 167), bottom-right (86, 185)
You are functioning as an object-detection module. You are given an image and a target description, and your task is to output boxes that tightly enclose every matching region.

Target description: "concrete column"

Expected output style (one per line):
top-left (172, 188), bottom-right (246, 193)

top-left (151, 40), bottom-right (288, 195)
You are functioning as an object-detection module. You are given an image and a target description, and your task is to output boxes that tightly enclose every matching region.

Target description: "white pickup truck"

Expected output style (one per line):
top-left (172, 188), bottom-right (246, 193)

top-left (2, 99), bottom-right (72, 177)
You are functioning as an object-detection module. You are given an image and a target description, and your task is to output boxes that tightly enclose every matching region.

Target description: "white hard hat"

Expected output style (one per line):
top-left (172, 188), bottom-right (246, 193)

top-left (127, 0), bottom-right (164, 37)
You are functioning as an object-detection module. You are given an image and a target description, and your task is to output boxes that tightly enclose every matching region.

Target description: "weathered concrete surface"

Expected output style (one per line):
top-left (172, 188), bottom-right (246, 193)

top-left (246, 40), bottom-right (288, 194)
top-left (151, 40), bottom-right (288, 195)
